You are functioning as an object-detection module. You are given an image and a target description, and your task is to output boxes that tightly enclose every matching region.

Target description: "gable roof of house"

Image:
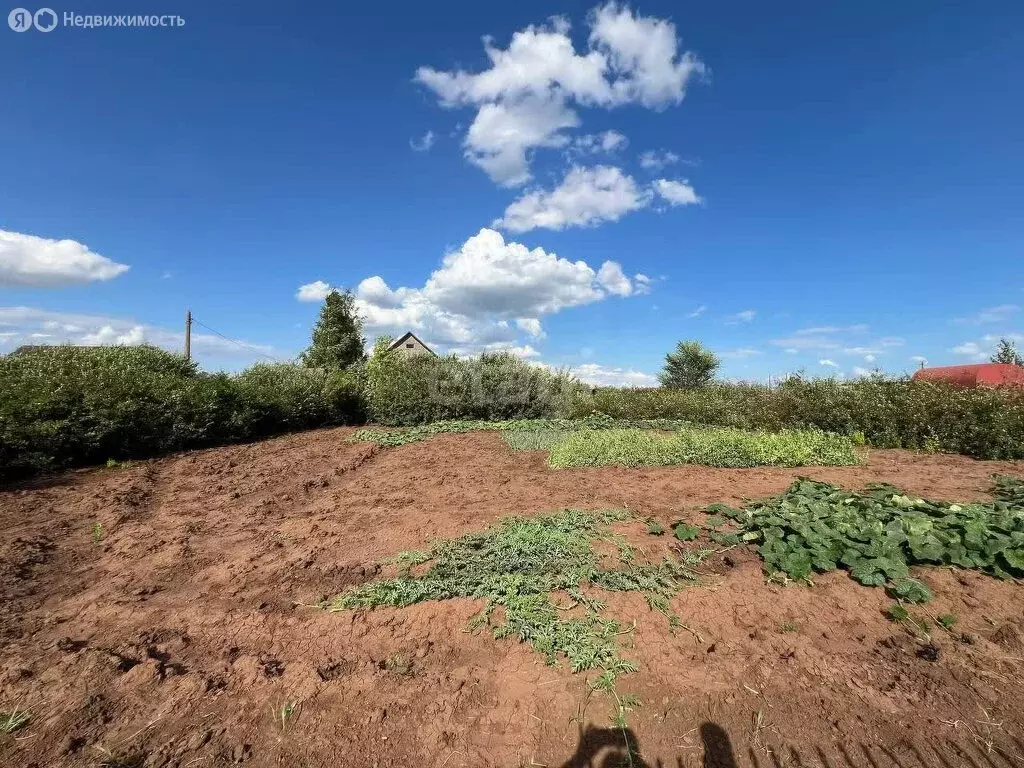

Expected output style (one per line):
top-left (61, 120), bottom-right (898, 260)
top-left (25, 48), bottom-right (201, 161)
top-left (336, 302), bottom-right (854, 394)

top-left (386, 331), bottom-right (437, 356)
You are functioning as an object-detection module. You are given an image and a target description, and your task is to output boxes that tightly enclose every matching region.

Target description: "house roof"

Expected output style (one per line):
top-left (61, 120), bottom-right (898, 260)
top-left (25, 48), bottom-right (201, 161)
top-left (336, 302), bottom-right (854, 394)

top-left (386, 331), bottom-right (437, 356)
top-left (912, 363), bottom-right (1024, 388)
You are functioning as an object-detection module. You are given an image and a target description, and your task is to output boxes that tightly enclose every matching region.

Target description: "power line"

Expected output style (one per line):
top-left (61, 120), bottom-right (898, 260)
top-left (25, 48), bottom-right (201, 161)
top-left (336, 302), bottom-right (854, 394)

top-left (190, 316), bottom-right (290, 364)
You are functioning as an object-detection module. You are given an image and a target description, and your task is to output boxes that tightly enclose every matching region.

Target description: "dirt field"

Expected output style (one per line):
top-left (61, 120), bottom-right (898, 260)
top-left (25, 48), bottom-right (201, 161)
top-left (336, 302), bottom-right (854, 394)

top-left (2, 428), bottom-right (1024, 768)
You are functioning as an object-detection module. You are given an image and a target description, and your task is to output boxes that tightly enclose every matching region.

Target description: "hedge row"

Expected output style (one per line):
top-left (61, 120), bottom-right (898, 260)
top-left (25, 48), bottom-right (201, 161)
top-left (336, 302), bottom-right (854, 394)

top-left (3, 345), bottom-right (1023, 482)
top-left (0, 346), bottom-right (362, 482)
top-left (571, 377), bottom-right (1024, 460)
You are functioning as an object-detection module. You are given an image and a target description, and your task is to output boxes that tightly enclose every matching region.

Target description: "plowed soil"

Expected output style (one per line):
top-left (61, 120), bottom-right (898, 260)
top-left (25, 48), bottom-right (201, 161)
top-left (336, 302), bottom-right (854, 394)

top-left (2, 428), bottom-right (1024, 768)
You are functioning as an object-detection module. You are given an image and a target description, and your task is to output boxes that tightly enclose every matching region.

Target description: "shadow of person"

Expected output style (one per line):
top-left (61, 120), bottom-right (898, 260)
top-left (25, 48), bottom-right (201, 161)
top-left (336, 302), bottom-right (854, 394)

top-left (701, 722), bottom-right (738, 768)
top-left (557, 724), bottom-right (654, 768)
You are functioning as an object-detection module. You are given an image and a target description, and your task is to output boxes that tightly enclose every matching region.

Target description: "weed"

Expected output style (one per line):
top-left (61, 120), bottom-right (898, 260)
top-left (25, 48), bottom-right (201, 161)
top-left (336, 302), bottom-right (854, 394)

top-left (105, 458), bottom-right (132, 469)
top-left (645, 519), bottom-right (665, 536)
top-left (0, 707), bottom-right (30, 734)
top-left (937, 614), bottom-right (958, 630)
top-left (274, 701), bottom-right (299, 731)
top-left (324, 508), bottom-right (705, 724)
top-left (351, 416), bottom-right (696, 448)
top-left (502, 429), bottom-right (571, 452)
top-left (780, 621), bottom-right (798, 633)
top-left (707, 475), bottom-right (1024, 603)
top-left (547, 427), bottom-right (859, 469)
top-left (886, 603), bottom-right (910, 622)
top-left (91, 522), bottom-right (104, 544)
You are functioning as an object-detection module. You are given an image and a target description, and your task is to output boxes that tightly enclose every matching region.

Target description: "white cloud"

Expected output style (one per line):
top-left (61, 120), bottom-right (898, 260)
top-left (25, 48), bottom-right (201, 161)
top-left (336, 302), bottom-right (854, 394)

top-left (639, 149), bottom-right (680, 170)
top-left (502, 343), bottom-right (541, 358)
top-left (353, 228), bottom-right (641, 353)
top-left (496, 165), bottom-right (651, 232)
top-left (0, 307), bottom-right (275, 363)
top-left (955, 304), bottom-right (1020, 325)
top-left (819, 359), bottom-right (839, 368)
top-left (852, 366), bottom-right (872, 377)
top-left (495, 165), bottom-right (701, 232)
top-left (795, 324), bottom-right (869, 335)
top-left (725, 309), bottom-right (756, 324)
top-left (910, 355), bottom-right (928, 364)
top-left (0, 229), bottom-right (130, 287)
top-left (464, 96), bottom-right (580, 186)
top-left (686, 304), bottom-right (706, 318)
top-left (949, 334), bottom-right (1018, 361)
top-left (296, 280), bottom-right (333, 302)
top-left (952, 341), bottom-right (984, 357)
top-left (572, 129), bottom-right (628, 154)
top-left (516, 317), bottom-right (545, 338)
top-left (982, 332), bottom-right (1024, 344)
top-left (633, 273), bottom-right (653, 295)
top-left (597, 260), bottom-right (633, 296)
top-left (652, 178), bottom-right (700, 206)
top-left (721, 348), bottom-right (761, 359)
top-left (571, 362), bottom-right (658, 387)
top-left (770, 326), bottom-right (900, 357)
top-left (410, 130), bottom-right (436, 152)
top-left (415, 4), bottom-right (704, 185)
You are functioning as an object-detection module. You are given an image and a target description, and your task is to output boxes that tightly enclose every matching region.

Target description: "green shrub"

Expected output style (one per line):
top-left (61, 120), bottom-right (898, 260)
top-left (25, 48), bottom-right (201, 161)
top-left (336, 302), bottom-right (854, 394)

top-left (0, 346), bottom-right (365, 482)
top-left (232, 363), bottom-right (364, 435)
top-left (547, 427), bottom-right (859, 469)
top-left (364, 338), bottom-right (584, 425)
top-left (573, 377), bottom-right (1024, 460)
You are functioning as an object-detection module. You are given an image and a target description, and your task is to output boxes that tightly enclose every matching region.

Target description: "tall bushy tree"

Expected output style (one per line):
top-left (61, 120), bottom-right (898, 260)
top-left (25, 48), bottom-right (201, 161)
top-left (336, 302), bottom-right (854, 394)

top-left (991, 338), bottom-right (1024, 366)
top-left (659, 340), bottom-right (720, 389)
top-left (302, 289), bottom-right (365, 369)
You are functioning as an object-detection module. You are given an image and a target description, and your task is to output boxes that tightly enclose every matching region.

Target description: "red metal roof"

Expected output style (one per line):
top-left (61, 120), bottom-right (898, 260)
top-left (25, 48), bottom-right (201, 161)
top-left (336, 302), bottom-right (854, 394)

top-left (912, 363), bottom-right (1024, 388)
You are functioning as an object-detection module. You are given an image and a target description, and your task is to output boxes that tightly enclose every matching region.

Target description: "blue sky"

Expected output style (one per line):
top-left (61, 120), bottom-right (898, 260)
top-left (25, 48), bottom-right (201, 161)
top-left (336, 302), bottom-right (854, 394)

top-left (2, 0), bottom-right (1022, 384)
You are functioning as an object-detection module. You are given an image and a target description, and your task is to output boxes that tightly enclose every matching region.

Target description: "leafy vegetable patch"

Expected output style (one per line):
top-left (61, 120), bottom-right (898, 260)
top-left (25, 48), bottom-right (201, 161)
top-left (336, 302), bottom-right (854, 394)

top-left (707, 476), bottom-right (1024, 602)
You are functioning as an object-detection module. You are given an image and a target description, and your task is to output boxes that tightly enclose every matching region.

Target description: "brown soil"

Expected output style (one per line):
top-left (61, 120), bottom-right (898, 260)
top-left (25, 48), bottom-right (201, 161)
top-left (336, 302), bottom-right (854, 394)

top-left (2, 429), bottom-right (1024, 768)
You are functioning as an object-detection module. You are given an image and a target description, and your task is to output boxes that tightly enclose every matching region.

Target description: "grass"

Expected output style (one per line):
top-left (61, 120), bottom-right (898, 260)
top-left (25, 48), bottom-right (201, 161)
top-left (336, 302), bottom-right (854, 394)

top-left (501, 429), bottom-right (571, 452)
top-left (0, 707), bottom-right (30, 734)
top-left (91, 522), bottom-right (104, 544)
top-left (274, 701), bottom-right (299, 731)
top-left (547, 427), bottom-right (860, 469)
top-left (350, 415), bottom-right (695, 448)
top-left (323, 508), bottom-right (707, 732)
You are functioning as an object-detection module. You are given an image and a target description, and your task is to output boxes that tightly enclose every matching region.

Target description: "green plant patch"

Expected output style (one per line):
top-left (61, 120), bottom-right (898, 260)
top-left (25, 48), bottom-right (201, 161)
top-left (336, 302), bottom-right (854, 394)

top-left (501, 429), bottom-right (572, 452)
top-left (706, 476), bottom-right (1024, 602)
top-left (350, 415), bottom-right (696, 448)
top-left (672, 523), bottom-right (699, 541)
top-left (324, 508), bottom-right (704, 726)
top-left (0, 707), bottom-right (30, 734)
top-left (546, 427), bottom-right (859, 469)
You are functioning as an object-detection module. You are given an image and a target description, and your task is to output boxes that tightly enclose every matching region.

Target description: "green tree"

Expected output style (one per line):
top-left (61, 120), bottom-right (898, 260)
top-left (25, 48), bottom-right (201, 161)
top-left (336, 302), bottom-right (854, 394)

top-left (301, 290), bottom-right (366, 369)
top-left (991, 338), bottom-right (1024, 366)
top-left (659, 340), bottom-right (720, 389)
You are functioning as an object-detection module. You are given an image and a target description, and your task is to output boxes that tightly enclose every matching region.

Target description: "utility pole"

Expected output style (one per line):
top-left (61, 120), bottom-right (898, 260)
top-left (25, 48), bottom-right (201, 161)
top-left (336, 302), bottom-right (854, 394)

top-left (185, 309), bottom-right (192, 362)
